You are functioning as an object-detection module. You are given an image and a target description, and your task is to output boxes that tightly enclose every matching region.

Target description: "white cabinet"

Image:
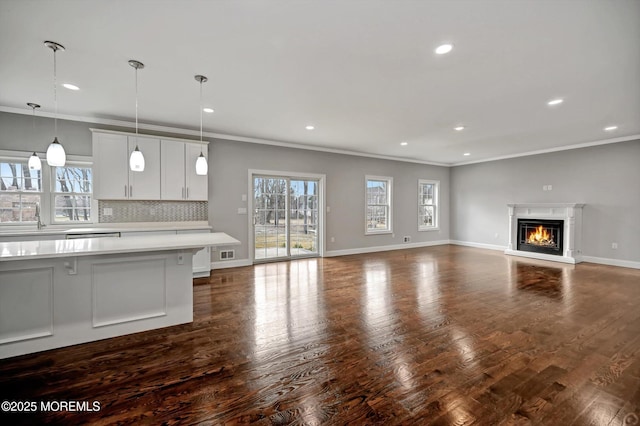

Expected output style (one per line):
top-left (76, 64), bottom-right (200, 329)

top-left (185, 143), bottom-right (208, 201)
top-left (93, 132), bottom-right (160, 200)
top-left (160, 141), bottom-right (208, 201)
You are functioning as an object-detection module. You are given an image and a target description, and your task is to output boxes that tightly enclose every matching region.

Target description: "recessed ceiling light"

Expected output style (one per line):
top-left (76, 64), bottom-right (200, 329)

top-left (400, 142), bottom-right (408, 146)
top-left (435, 44), bottom-right (453, 55)
top-left (547, 98), bottom-right (563, 106)
top-left (305, 125), bottom-right (315, 130)
top-left (463, 153), bottom-right (471, 156)
top-left (62, 83), bottom-right (79, 91)
top-left (203, 108), bottom-right (214, 113)
top-left (603, 125), bottom-right (618, 131)
top-left (454, 126), bottom-right (465, 131)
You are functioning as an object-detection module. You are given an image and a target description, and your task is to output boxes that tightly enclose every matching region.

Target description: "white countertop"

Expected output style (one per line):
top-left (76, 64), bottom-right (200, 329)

top-left (0, 232), bottom-right (240, 261)
top-left (0, 222), bottom-right (211, 238)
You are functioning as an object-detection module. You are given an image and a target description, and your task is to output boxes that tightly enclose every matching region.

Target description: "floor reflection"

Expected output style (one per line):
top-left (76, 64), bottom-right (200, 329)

top-left (513, 262), bottom-right (564, 299)
top-left (252, 260), bottom-right (324, 360)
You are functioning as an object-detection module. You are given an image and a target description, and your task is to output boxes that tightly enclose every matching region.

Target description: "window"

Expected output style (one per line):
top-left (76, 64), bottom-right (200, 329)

top-left (53, 164), bottom-right (93, 223)
top-left (0, 153), bottom-right (94, 227)
top-left (0, 160), bottom-right (42, 223)
top-left (418, 179), bottom-right (439, 230)
top-left (366, 175), bottom-right (393, 234)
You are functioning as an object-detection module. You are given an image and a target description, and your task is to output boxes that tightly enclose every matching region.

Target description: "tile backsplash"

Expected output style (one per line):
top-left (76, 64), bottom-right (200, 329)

top-left (98, 200), bottom-right (208, 223)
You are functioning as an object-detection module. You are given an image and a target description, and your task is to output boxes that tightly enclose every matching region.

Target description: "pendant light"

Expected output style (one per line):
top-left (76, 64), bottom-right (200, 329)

top-left (194, 75), bottom-right (208, 176)
top-left (128, 60), bottom-right (145, 172)
top-left (44, 41), bottom-right (66, 167)
top-left (27, 103), bottom-right (42, 171)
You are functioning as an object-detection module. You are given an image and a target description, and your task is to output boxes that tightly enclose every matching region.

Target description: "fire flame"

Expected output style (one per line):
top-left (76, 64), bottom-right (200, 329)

top-left (527, 225), bottom-right (554, 245)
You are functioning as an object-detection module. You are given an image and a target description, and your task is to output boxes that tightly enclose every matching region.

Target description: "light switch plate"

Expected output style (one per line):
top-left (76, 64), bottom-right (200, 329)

top-left (237, 207), bottom-right (247, 215)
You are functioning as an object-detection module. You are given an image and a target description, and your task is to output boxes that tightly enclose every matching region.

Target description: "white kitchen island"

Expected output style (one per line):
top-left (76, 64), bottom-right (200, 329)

top-left (0, 232), bottom-right (239, 359)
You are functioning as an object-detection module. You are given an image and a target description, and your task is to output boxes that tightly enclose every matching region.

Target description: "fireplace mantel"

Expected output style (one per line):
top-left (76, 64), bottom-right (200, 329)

top-left (505, 203), bottom-right (585, 264)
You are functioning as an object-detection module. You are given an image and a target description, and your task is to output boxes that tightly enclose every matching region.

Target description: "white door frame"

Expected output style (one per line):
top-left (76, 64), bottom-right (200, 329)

top-left (248, 169), bottom-right (326, 263)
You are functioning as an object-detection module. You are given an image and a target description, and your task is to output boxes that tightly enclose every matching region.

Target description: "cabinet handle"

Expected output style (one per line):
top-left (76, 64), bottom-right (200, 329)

top-left (130, 185), bottom-right (133, 198)
top-left (187, 187), bottom-right (189, 199)
top-left (125, 185), bottom-right (127, 197)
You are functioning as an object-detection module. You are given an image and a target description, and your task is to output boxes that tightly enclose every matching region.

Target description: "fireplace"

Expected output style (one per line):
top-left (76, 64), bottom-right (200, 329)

top-left (505, 203), bottom-right (584, 264)
top-left (517, 219), bottom-right (563, 256)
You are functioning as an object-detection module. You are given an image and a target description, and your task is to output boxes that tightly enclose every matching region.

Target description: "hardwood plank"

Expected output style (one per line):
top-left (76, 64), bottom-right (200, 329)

top-left (1, 245), bottom-right (639, 424)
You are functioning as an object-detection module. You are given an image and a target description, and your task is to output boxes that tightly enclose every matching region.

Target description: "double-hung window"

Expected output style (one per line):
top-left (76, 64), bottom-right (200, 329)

top-left (366, 175), bottom-right (393, 234)
top-left (0, 153), bottom-right (94, 227)
top-left (0, 160), bottom-right (42, 223)
top-left (52, 163), bottom-right (93, 223)
top-left (418, 179), bottom-right (439, 230)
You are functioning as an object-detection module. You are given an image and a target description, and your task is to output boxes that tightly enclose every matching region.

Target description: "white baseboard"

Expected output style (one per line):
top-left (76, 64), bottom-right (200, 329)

top-left (211, 259), bottom-right (252, 270)
top-left (450, 240), bottom-right (640, 270)
top-left (324, 240), bottom-right (450, 258)
top-left (449, 240), bottom-right (507, 251)
top-left (581, 256), bottom-right (640, 270)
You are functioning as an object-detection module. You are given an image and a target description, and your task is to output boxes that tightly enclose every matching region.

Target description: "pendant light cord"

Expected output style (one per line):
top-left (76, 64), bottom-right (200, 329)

top-left (53, 47), bottom-right (58, 136)
top-left (199, 79), bottom-right (203, 143)
top-left (135, 66), bottom-right (139, 136)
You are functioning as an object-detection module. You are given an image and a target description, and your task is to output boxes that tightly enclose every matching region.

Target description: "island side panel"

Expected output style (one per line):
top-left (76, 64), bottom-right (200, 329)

top-left (0, 250), bottom-right (193, 360)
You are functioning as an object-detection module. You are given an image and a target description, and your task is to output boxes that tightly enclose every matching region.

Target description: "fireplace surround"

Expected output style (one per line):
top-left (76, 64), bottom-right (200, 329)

top-left (505, 203), bottom-right (584, 264)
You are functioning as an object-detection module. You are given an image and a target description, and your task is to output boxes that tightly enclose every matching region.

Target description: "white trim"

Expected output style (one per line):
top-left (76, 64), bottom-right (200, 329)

top-left (324, 240), bottom-right (449, 257)
top-left (365, 175), bottom-right (393, 235)
top-left (0, 106), bottom-right (448, 167)
top-left (248, 169), bottom-right (326, 263)
top-left (449, 240), bottom-right (507, 251)
top-left (211, 259), bottom-right (252, 270)
top-left (418, 179), bottom-right (439, 231)
top-left (89, 128), bottom-right (208, 146)
top-left (582, 256), bottom-right (640, 270)
top-left (451, 134), bottom-right (640, 166)
top-left (505, 248), bottom-right (581, 264)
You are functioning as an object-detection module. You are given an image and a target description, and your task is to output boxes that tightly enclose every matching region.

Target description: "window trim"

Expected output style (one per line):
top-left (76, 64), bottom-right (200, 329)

top-left (365, 175), bottom-right (393, 235)
top-left (51, 161), bottom-right (97, 225)
top-left (0, 156), bottom-right (44, 224)
top-left (418, 179), bottom-right (439, 231)
top-left (0, 150), bottom-right (94, 229)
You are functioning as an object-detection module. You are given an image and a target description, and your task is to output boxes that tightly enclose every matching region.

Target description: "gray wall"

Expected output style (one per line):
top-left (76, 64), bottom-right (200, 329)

top-left (450, 139), bottom-right (640, 262)
top-left (0, 112), bottom-right (451, 260)
top-left (209, 139), bottom-right (450, 260)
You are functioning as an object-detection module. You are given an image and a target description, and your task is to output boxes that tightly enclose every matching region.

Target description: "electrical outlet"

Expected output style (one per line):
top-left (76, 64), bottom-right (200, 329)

top-left (330, 237), bottom-right (335, 243)
top-left (612, 242), bottom-right (618, 250)
top-left (241, 194), bottom-right (247, 202)
top-left (494, 233), bottom-right (499, 239)
top-left (543, 185), bottom-right (548, 191)
top-left (103, 207), bottom-right (113, 216)
top-left (403, 236), bottom-right (411, 243)
top-left (547, 185), bottom-right (553, 191)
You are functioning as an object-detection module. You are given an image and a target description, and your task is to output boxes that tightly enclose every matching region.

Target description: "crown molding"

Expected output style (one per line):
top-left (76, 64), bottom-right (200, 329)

top-left (451, 134), bottom-right (640, 166)
top-left (0, 106), bottom-right (449, 167)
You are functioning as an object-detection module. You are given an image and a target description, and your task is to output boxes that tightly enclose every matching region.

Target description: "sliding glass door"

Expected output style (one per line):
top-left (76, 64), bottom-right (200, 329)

top-left (253, 175), bottom-right (319, 262)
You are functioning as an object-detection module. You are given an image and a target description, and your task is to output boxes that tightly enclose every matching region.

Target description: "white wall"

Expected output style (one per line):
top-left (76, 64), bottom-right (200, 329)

top-left (450, 139), bottom-right (640, 263)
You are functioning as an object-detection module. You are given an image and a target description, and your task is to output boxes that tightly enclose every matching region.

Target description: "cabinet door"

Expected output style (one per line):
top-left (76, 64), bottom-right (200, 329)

top-left (161, 140), bottom-right (186, 200)
top-left (92, 132), bottom-right (129, 199)
top-left (128, 137), bottom-right (161, 200)
top-left (185, 143), bottom-right (208, 201)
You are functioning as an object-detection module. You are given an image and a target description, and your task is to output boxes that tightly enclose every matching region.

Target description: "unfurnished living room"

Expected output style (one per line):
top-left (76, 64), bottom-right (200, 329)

top-left (0, 1), bottom-right (639, 424)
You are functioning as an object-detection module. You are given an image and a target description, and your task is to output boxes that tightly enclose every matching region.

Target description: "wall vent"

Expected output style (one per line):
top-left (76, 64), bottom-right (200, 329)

top-left (219, 250), bottom-right (235, 260)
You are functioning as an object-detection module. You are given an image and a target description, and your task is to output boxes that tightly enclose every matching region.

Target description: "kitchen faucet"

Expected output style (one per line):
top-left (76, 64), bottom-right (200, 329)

top-left (35, 202), bottom-right (45, 230)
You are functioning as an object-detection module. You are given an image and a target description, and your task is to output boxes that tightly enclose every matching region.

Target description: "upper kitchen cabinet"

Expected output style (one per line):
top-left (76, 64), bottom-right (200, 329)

top-left (161, 140), bottom-right (208, 201)
top-left (92, 131), bottom-right (161, 200)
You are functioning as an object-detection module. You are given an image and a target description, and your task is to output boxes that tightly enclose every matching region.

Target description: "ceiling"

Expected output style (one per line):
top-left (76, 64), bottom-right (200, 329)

top-left (1, 0), bottom-right (639, 166)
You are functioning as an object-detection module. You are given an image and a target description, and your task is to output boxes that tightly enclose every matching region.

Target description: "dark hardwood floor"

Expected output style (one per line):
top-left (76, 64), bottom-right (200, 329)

top-left (1, 245), bottom-right (639, 425)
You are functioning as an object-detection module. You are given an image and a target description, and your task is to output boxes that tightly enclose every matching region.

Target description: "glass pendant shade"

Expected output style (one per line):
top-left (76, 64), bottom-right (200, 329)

top-left (195, 152), bottom-right (208, 176)
top-left (28, 152), bottom-right (42, 171)
top-left (46, 137), bottom-right (66, 167)
top-left (129, 146), bottom-right (145, 172)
